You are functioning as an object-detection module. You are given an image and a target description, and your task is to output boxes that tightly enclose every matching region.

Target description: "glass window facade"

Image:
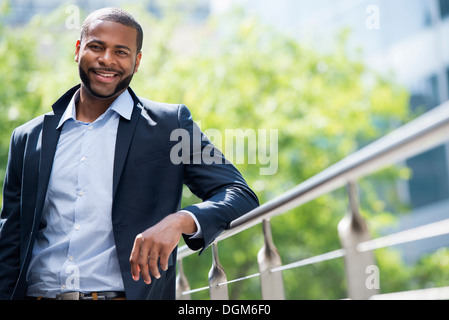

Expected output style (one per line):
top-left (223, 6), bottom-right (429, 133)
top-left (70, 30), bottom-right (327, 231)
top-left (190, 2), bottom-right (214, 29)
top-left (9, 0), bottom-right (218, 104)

top-left (407, 146), bottom-right (449, 208)
top-left (440, 0), bottom-right (449, 19)
top-left (407, 74), bottom-right (446, 209)
top-left (380, 0), bottom-right (433, 46)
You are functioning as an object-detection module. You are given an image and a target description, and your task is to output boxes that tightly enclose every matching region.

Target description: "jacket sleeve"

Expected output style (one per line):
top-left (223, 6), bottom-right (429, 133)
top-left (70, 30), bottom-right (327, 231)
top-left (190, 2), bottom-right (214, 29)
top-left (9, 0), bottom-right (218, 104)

top-left (0, 129), bottom-right (24, 299)
top-left (177, 105), bottom-right (259, 252)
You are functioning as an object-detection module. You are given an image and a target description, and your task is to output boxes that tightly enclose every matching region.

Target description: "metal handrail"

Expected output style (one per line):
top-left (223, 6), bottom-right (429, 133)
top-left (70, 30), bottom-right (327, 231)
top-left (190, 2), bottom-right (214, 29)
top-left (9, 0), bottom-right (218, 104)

top-left (178, 100), bottom-right (449, 261)
top-left (178, 216), bottom-right (449, 298)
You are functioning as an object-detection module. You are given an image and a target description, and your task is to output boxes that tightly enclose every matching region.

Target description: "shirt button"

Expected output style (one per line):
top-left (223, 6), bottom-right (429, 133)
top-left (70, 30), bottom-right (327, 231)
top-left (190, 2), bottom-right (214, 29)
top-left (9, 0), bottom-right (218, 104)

top-left (81, 156), bottom-right (87, 162)
top-left (68, 256), bottom-right (74, 261)
top-left (61, 285), bottom-right (66, 290)
top-left (78, 191), bottom-right (84, 196)
top-left (88, 125), bottom-right (93, 131)
top-left (75, 224), bottom-right (81, 231)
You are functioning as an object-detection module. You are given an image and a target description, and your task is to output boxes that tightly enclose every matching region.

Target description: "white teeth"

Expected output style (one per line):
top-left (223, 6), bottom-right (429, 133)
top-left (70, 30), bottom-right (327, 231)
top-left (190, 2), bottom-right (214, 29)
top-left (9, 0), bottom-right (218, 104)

top-left (96, 72), bottom-right (116, 78)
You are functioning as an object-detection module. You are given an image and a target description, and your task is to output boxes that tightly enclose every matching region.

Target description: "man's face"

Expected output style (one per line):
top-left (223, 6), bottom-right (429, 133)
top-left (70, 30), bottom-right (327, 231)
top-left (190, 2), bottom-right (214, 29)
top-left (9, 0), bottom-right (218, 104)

top-left (75, 20), bottom-right (142, 99)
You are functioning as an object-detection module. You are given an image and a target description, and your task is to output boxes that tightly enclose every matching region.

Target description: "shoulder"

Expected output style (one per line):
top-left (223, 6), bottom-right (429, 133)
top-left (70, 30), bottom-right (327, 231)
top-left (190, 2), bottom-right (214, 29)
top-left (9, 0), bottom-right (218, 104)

top-left (138, 97), bottom-right (189, 115)
top-left (137, 97), bottom-right (193, 125)
top-left (11, 112), bottom-right (50, 144)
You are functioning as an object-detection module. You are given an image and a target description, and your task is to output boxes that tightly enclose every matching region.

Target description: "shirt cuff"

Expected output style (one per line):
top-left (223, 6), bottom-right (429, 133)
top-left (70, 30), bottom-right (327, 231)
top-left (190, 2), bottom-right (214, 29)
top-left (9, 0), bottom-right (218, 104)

top-left (178, 210), bottom-right (203, 239)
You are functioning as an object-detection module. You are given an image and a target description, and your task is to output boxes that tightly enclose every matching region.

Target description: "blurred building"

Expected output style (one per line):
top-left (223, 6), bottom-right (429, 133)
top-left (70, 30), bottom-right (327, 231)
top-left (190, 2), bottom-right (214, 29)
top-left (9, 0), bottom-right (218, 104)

top-left (2, 0), bottom-right (116, 25)
top-left (211, 0), bottom-right (449, 262)
top-left (1, 0), bottom-right (210, 25)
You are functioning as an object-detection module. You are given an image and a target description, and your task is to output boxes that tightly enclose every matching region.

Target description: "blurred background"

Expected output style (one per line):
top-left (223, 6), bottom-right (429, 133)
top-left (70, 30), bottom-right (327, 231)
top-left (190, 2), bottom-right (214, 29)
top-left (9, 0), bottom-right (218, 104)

top-left (1, 0), bottom-right (449, 299)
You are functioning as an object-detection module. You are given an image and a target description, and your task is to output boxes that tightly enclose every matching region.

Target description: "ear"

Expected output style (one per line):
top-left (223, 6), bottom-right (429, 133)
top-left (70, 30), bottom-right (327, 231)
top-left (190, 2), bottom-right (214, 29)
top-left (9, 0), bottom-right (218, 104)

top-left (134, 52), bottom-right (142, 73)
top-left (74, 40), bottom-right (81, 63)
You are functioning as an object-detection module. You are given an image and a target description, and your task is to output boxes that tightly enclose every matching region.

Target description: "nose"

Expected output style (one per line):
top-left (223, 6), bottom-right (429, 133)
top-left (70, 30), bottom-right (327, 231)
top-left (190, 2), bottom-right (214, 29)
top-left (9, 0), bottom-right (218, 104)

top-left (98, 48), bottom-right (116, 67)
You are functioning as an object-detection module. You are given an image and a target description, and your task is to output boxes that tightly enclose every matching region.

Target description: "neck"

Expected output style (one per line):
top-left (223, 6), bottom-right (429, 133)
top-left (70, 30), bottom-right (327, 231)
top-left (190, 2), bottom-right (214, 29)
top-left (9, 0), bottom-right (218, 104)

top-left (76, 85), bottom-right (126, 123)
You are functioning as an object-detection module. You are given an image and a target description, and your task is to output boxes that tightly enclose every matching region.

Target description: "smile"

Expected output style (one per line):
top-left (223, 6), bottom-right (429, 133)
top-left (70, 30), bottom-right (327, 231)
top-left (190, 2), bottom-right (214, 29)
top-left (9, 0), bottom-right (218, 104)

top-left (90, 69), bottom-right (121, 83)
top-left (93, 70), bottom-right (120, 77)
top-left (96, 72), bottom-right (116, 78)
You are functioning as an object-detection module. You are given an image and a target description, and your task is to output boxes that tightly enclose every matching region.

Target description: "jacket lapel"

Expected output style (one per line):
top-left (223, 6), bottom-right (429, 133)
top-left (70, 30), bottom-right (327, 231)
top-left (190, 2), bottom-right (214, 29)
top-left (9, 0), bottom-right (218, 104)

top-left (33, 115), bottom-right (61, 229)
top-left (112, 87), bottom-right (145, 198)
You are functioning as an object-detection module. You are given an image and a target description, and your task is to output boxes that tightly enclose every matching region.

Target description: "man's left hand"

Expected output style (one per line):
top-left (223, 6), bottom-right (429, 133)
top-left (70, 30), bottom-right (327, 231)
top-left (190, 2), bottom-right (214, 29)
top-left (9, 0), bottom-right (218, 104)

top-left (129, 211), bottom-right (197, 284)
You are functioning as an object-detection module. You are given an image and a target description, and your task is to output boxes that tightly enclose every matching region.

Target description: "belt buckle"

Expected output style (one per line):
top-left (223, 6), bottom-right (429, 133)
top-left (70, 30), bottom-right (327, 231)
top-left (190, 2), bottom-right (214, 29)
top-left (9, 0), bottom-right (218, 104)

top-left (56, 292), bottom-right (81, 300)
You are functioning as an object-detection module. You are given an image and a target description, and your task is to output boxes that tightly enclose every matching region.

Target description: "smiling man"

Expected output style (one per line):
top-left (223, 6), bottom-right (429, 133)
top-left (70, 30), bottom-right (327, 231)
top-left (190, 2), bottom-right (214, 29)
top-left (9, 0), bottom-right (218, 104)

top-left (0, 8), bottom-right (258, 300)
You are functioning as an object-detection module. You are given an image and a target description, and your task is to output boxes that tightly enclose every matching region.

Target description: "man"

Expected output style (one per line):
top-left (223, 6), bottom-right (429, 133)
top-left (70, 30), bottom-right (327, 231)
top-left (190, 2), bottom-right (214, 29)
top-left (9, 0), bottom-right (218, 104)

top-left (0, 7), bottom-right (258, 300)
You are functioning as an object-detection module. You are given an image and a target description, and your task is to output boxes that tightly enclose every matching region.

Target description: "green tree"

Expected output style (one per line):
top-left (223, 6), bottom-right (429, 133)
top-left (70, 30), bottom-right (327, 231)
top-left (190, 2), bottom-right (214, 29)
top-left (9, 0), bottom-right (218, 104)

top-left (0, 2), bottom-right (45, 185)
top-left (0, 2), bottom-right (79, 196)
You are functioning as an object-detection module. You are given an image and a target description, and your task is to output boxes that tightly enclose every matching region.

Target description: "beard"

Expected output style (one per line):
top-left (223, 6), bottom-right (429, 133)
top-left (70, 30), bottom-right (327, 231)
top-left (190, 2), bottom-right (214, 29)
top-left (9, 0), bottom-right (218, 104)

top-left (79, 65), bottom-right (134, 100)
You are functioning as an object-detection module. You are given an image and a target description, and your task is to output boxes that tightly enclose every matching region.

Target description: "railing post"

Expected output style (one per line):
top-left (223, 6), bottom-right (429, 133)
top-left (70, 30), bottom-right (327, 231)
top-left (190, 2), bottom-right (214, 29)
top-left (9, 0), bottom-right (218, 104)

top-left (208, 242), bottom-right (229, 300)
top-left (176, 258), bottom-right (191, 300)
top-left (338, 181), bottom-right (379, 300)
top-left (258, 219), bottom-right (285, 300)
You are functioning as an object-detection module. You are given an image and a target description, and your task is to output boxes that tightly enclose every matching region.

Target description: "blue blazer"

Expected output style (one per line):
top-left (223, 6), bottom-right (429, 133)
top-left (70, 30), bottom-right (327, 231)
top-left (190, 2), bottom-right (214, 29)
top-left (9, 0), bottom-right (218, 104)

top-left (0, 85), bottom-right (259, 300)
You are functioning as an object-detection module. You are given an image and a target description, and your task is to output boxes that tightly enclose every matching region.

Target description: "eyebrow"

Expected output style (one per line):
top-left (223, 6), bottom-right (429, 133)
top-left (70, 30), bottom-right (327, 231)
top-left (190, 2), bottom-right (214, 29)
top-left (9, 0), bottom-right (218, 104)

top-left (87, 39), bottom-right (132, 52)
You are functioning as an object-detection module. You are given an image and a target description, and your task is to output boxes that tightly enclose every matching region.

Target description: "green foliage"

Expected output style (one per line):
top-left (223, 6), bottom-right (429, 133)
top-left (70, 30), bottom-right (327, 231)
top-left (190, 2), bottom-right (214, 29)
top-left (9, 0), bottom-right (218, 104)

top-left (0, 2), bottom-right (80, 192)
top-left (0, 3), bottom-right (44, 182)
top-left (0, 2), bottom-right (447, 300)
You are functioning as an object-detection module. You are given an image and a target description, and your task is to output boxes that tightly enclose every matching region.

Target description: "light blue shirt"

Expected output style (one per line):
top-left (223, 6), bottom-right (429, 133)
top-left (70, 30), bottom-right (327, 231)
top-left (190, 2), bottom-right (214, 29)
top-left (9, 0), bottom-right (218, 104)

top-left (26, 89), bottom-right (133, 298)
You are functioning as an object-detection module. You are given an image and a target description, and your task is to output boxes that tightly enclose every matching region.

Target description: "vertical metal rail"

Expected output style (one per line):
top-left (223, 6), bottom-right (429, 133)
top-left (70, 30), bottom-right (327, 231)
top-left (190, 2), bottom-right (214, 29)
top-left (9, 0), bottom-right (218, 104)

top-left (175, 258), bottom-right (191, 300)
top-left (338, 181), bottom-right (379, 299)
top-left (258, 219), bottom-right (285, 300)
top-left (208, 242), bottom-right (229, 300)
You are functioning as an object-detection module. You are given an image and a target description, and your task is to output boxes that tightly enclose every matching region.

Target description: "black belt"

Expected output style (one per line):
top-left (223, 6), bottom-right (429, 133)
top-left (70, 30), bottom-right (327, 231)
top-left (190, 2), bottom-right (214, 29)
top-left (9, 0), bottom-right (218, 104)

top-left (27, 291), bottom-right (126, 300)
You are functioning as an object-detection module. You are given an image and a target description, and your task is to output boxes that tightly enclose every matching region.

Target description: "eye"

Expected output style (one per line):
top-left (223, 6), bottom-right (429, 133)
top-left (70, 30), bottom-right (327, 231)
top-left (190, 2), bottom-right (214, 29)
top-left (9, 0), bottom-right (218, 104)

top-left (117, 50), bottom-right (128, 56)
top-left (89, 45), bottom-right (103, 51)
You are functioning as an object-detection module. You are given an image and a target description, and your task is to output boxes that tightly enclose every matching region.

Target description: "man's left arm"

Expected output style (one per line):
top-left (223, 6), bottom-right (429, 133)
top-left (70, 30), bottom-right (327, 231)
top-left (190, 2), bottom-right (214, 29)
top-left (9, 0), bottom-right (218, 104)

top-left (129, 104), bottom-right (259, 284)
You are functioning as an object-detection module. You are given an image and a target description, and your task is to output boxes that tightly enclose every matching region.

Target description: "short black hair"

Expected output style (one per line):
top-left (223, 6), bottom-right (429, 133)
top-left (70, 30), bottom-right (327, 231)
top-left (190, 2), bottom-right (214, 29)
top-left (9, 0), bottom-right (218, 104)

top-left (81, 7), bottom-right (143, 53)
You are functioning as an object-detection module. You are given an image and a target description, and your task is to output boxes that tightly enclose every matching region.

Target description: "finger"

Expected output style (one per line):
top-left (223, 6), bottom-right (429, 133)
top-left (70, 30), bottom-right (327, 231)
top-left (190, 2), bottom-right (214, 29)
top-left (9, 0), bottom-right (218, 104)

top-left (148, 253), bottom-right (161, 280)
top-left (129, 234), bottom-right (144, 281)
top-left (159, 250), bottom-right (170, 272)
top-left (138, 241), bottom-right (153, 284)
